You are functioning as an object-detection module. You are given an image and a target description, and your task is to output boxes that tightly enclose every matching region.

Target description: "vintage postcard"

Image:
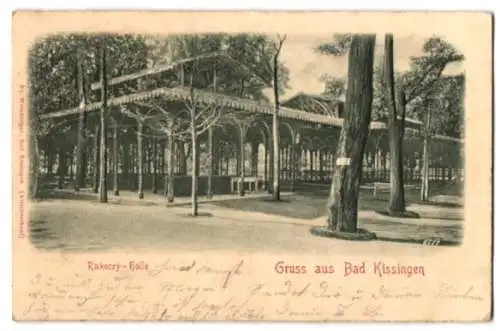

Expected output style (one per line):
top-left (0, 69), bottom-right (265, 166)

top-left (12, 11), bottom-right (492, 321)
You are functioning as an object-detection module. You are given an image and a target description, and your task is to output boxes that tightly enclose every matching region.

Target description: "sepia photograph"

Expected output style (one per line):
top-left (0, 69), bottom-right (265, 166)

top-left (28, 32), bottom-right (464, 252)
top-left (11, 11), bottom-right (492, 322)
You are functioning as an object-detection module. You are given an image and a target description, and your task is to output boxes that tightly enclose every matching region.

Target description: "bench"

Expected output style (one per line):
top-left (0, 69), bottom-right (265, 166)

top-left (360, 182), bottom-right (419, 196)
top-left (230, 176), bottom-right (266, 193)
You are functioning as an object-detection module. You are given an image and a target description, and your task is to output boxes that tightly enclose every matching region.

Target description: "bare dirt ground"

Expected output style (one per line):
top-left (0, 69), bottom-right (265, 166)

top-left (28, 187), bottom-right (463, 254)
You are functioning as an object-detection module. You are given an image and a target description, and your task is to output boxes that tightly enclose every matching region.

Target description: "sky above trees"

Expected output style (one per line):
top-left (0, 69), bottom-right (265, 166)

top-left (277, 34), bottom-right (464, 100)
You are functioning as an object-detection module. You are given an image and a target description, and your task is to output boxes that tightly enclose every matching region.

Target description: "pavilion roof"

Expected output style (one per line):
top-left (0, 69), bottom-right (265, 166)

top-left (281, 93), bottom-right (342, 117)
top-left (40, 86), bottom-right (387, 129)
top-left (38, 85), bottom-right (463, 143)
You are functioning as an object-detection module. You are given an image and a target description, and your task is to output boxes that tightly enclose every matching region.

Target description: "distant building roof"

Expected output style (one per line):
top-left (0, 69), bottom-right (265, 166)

top-left (281, 93), bottom-right (343, 117)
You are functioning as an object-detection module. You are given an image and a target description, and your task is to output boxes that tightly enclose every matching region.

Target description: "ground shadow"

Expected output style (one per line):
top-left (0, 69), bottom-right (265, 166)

top-left (375, 210), bottom-right (421, 219)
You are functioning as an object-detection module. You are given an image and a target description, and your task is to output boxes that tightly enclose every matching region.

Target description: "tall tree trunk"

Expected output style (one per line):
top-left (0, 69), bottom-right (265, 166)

top-left (239, 125), bottom-right (246, 196)
top-left (74, 50), bottom-right (87, 192)
top-left (191, 125), bottom-right (198, 216)
top-left (112, 118), bottom-right (119, 196)
top-left (326, 34), bottom-right (375, 232)
top-left (137, 122), bottom-right (144, 199)
top-left (267, 139), bottom-right (274, 193)
top-left (384, 34), bottom-right (406, 213)
top-left (166, 132), bottom-right (175, 203)
top-left (98, 41), bottom-right (108, 203)
top-left (92, 123), bottom-right (100, 193)
top-left (151, 136), bottom-right (157, 194)
top-left (207, 126), bottom-right (214, 198)
top-left (272, 81), bottom-right (280, 200)
top-left (319, 150), bottom-right (324, 183)
top-left (272, 37), bottom-right (286, 200)
top-left (421, 109), bottom-right (431, 201)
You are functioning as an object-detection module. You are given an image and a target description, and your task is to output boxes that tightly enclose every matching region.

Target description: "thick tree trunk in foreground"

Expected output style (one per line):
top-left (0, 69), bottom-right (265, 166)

top-left (421, 109), bottom-right (431, 201)
top-left (384, 34), bottom-right (406, 213)
top-left (98, 42), bottom-right (108, 203)
top-left (387, 91), bottom-right (406, 212)
top-left (327, 34), bottom-right (375, 232)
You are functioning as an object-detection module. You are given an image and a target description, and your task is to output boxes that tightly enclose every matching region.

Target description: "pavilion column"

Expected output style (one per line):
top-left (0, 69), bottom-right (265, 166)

top-left (267, 138), bottom-right (273, 193)
top-left (264, 141), bottom-right (268, 185)
top-left (235, 144), bottom-right (240, 178)
top-left (213, 142), bottom-right (220, 176)
top-left (137, 121), bottom-right (144, 199)
top-left (288, 146), bottom-right (292, 182)
top-left (112, 118), bottom-right (120, 196)
top-left (46, 145), bottom-right (54, 175)
top-left (302, 149), bottom-right (307, 181)
top-left (69, 152), bottom-right (74, 180)
top-left (251, 140), bottom-right (259, 177)
top-left (281, 146), bottom-right (286, 182)
top-left (266, 136), bottom-right (274, 194)
top-left (287, 145), bottom-right (292, 182)
top-left (327, 151), bottom-right (332, 181)
top-left (319, 149), bottom-right (324, 183)
top-left (207, 126), bottom-right (214, 198)
top-left (291, 133), bottom-right (300, 193)
top-left (309, 149), bottom-right (314, 182)
top-left (57, 148), bottom-right (66, 189)
top-left (283, 147), bottom-right (288, 182)
top-left (123, 140), bottom-right (130, 187)
top-left (146, 141), bottom-right (151, 175)
top-left (160, 140), bottom-right (165, 177)
top-left (301, 148), bottom-right (306, 181)
top-left (151, 135), bottom-right (157, 194)
top-left (166, 130), bottom-right (175, 203)
top-left (178, 141), bottom-right (186, 175)
top-left (279, 147), bottom-right (283, 182)
top-left (238, 125), bottom-right (247, 196)
top-left (92, 123), bottom-right (100, 193)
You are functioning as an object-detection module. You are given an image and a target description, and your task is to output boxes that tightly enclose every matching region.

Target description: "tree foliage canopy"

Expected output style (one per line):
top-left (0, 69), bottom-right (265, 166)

top-left (316, 34), bottom-right (465, 137)
top-left (28, 33), bottom-right (291, 144)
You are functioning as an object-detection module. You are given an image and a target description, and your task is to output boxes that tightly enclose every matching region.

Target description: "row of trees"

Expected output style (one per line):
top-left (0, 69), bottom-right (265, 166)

top-left (317, 34), bottom-right (464, 219)
top-left (28, 33), bottom-right (291, 215)
top-left (29, 32), bottom-right (464, 225)
top-left (320, 33), bottom-right (464, 235)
